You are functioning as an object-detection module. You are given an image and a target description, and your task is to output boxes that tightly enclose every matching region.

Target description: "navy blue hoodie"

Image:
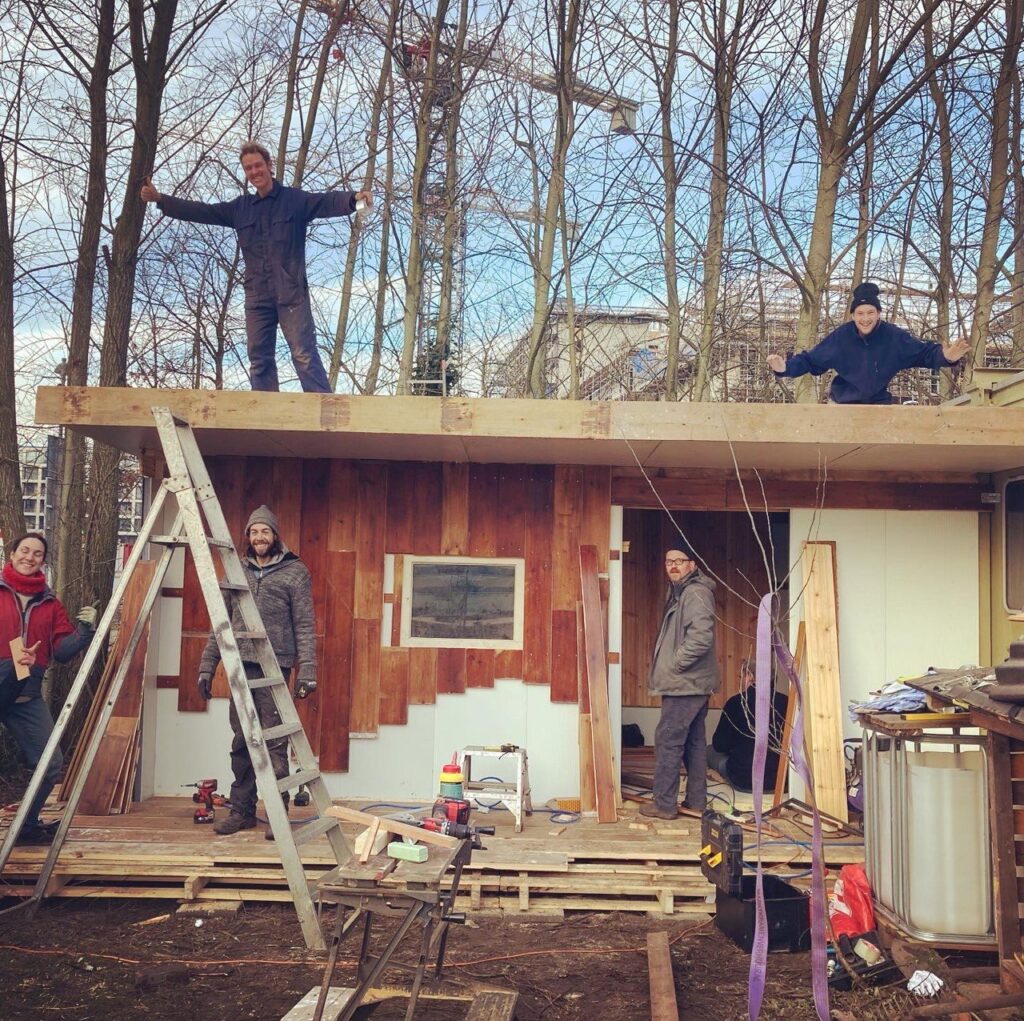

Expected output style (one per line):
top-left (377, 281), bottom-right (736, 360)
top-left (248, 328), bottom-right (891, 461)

top-left (774, 320), bottom-right (953, 404)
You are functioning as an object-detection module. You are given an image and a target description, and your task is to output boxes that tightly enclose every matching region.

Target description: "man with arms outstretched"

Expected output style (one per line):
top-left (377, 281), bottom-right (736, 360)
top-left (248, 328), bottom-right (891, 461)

top-left (141, 141), bottom-right (372, 393)
top-left (767, 281), bottom-right (970, 404)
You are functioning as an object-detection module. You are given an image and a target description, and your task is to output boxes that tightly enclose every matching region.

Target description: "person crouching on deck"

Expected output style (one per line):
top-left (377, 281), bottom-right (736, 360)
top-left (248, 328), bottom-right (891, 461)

top-left (140, 140), bottom-right (372, 394)
top-left (197, 506), bottom-right (317, 838)
top-left (766, 281), bottom-right (970, 404)
top-left (1, 534), bottom-right (97, 844)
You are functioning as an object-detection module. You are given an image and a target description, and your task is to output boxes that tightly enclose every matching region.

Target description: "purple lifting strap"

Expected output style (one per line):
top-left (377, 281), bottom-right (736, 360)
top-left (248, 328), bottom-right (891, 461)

top-left (748, 594), bottom-right (830, 1020)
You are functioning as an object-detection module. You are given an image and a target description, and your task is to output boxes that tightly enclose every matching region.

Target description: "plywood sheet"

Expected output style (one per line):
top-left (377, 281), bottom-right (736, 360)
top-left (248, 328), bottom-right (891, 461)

top-left (799, 541), bottom-right (848, 823)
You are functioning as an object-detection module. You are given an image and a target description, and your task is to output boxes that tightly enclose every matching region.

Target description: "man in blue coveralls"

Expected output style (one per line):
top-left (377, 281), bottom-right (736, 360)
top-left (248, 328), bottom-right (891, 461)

top-left (141, 141), bottom-right (372, 393)
top-left (766, 281), bottom-right (970, 404)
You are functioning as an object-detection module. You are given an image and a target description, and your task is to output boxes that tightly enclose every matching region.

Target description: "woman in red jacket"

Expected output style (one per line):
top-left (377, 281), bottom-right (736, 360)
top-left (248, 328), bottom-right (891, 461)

top-left (1, 533), bottom-right (96, 844)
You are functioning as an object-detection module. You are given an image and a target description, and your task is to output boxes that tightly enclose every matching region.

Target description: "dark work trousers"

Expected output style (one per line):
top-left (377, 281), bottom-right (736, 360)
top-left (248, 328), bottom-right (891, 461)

top-left (652, 693), bottom-right (709, 813)
top-left (2, 696), bottom-right (63, 824)
top-left (244, 294), bottom-right (332, 393)
top-left (227, 663), bottom-right (290, 816)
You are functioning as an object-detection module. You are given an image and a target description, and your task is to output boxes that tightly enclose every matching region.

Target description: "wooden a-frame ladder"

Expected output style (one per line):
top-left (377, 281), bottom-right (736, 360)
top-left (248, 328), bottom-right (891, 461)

top-left (0, 407), bottom-right (351, 949)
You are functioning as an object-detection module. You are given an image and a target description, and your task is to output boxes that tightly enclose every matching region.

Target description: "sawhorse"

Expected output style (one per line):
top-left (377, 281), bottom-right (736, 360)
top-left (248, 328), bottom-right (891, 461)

top-left (312, 812), bottom-right (473, 1021)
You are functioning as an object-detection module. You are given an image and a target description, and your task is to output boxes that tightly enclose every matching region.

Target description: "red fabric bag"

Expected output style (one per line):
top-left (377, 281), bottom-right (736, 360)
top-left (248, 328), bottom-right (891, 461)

top-left (828, 863), bottom-right (875, 939)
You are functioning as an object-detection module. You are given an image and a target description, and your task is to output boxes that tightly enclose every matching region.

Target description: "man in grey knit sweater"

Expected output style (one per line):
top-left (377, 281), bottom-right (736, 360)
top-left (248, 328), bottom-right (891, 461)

top-left (198, 505), bottom-right (318, 837)
top-left (640, 544), bottom-right (719, 820)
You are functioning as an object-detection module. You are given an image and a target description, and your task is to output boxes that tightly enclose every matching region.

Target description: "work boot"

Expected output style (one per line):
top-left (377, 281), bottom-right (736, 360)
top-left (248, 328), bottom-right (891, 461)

top-left (16, 820), bottom-right (58, 845)
top-left (639, 802), bottom-right (679, 820)
top-left (213, 812), bottom-right (256, 835)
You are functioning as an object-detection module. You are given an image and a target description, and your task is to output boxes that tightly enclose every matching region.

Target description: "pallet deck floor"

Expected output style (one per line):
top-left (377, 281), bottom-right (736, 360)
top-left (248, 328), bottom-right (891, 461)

top-left (1, 796), bottom-right (863, 917)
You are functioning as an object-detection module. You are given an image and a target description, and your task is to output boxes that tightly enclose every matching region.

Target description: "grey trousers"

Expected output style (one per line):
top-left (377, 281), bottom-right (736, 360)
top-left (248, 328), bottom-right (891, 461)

top-left (652, 693), bottom-right (709, 813)
top-left (227, 663), bottom-right (290, 816)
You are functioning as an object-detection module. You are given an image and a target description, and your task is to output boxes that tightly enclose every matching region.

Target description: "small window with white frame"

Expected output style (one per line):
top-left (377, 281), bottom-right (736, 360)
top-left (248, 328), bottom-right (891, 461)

top-left (400, 556), bottom-right (525, 649)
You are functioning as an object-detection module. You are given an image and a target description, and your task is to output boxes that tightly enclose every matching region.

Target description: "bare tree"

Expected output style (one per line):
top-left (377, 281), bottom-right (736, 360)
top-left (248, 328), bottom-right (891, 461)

top-left (24, 0), bottom-right (118, 634)
top-left (0, 4), bottom-right (40, 550)
top-left (524, 0), bottom-right (579, 398)
top-left (1011, 61), bottom-right (1024, 365)
top-left (0, 144), bottom-right (25, 552)
top-left (87, 0), bottom-right (229, 603)
top-left (964, 0), bottom-right (1023, 382)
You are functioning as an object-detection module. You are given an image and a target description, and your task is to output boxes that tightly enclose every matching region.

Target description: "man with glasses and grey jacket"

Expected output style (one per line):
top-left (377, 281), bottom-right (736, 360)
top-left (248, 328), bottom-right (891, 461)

top-left (640, 544), bottom-right (719, 820)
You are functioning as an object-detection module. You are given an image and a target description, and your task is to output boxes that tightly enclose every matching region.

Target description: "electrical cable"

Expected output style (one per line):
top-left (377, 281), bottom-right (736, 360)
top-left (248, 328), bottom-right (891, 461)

top-left (0, 918), bottom-right (715, 971)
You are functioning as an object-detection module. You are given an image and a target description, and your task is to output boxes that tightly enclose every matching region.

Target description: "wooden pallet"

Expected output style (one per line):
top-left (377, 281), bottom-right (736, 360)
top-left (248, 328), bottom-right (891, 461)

top-left (0, 797), bottom-right (863, 916)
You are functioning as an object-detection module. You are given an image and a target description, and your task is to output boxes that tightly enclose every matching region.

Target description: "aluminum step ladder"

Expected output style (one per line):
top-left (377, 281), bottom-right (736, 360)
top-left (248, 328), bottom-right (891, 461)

top-left (0, 406), bottom-right (351, 950)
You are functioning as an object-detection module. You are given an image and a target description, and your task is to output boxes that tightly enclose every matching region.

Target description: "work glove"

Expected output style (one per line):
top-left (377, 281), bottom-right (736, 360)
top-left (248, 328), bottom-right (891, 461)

top-left (907, 970), bottom-right (944, 997)
top-left (76, 602), bottom-right (99, 631)
top-left (197, 673), bottom-right (213, 701)
top-left (295, 663), bottom-right (317, 700)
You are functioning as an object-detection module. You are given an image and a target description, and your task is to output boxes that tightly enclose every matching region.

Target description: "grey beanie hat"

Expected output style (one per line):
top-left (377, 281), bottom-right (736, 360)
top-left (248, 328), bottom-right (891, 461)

top-left (245, 504), bottom-right (280, 536)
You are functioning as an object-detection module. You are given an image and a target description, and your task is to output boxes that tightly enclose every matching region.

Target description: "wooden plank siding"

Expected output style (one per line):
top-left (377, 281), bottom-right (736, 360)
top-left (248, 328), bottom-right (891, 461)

top-left (169, 458), bottom-right (612, 771)
top-left (611, 469), bottom-right (987, 513)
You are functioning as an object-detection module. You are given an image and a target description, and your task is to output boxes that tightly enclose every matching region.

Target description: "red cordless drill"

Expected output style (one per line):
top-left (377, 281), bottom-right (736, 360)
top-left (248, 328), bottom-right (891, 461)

top-left (431, 796), bottom-right (471, 828)
top-left (185, 779), bottom-right (219, 824)
top-left (417, 816), bottom-right (495, 847)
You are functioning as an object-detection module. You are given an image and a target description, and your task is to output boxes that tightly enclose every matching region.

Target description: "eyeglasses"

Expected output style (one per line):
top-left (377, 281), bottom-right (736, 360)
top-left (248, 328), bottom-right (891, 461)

top-left (665, 558), bottom-right (691, 567)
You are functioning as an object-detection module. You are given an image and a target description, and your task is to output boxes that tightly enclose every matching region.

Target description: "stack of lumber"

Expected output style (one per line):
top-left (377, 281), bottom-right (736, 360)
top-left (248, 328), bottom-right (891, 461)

top-left (59, 562), bottom-right (157, 815)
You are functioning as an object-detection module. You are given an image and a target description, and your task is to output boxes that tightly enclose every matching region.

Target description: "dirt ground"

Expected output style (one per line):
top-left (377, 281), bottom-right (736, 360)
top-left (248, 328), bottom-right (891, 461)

top-left (0, 897), bottom-right (917, 1020)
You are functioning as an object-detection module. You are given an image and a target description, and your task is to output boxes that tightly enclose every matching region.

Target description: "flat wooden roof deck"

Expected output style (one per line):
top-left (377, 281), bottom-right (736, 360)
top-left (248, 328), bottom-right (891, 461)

top-left (1, 796), bottom-right (862, 919)
top-left (35, 386), bottom-right (1024, 474)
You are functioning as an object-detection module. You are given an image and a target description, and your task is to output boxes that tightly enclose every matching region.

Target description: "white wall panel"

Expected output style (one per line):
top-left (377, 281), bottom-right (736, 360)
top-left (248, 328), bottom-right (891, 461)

top-left (789, 509), bottom-right (979, 739)
top-left (152, 679), bottom-right (578, 805)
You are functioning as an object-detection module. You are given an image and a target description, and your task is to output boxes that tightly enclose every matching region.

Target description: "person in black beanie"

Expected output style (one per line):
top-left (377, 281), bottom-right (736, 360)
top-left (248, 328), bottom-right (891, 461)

top-left (766, 282), bottom-right (970, 404)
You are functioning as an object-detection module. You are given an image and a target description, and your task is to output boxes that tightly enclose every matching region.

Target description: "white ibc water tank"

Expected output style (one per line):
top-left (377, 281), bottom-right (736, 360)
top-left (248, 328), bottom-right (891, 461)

top-left (905, 750), bottom-right (991, 936)
top-left (864, 732), bottom-right (993, 944)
